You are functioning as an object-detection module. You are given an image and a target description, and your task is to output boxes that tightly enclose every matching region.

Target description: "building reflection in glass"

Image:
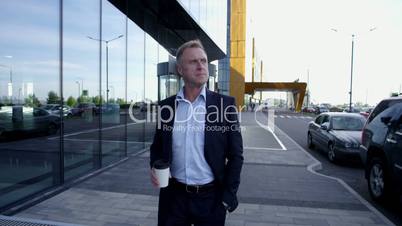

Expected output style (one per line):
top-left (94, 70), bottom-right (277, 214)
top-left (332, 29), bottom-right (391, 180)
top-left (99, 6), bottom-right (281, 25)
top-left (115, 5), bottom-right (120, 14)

top-left (0, 0), bottom-right (226, 212)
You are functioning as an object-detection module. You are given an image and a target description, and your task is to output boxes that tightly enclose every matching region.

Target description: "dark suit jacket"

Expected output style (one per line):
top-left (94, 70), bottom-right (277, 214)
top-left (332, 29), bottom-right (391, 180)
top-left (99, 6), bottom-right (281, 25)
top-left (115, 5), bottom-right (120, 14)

top-left (150, 89), bottom-right (244, 212)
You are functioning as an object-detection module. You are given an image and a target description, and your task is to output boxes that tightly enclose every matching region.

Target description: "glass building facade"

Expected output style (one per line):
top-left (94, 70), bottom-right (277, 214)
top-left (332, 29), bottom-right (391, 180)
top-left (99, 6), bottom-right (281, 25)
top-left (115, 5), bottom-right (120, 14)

top-left (0, 0), bottom-right (226, 212)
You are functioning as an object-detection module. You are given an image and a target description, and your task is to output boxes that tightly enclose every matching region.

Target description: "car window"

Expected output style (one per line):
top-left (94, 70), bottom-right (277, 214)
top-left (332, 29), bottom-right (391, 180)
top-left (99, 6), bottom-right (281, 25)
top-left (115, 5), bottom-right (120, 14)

top-left (322, 115), bottom-right (329, 124)
top-left (389, 103), bottom-right (402, 130)
top-left (332, 116), bottom-right (365, 131)
top-left (371, 102), bottom-right (401, 127)
top-left (369, 99), bottom-right (402, 123)
top-left (315, 115), bottom-right (323, 124)
top-left (43, 105), bottom-right (54, 110)
top-left (33, 108), bottom-right (48, 117)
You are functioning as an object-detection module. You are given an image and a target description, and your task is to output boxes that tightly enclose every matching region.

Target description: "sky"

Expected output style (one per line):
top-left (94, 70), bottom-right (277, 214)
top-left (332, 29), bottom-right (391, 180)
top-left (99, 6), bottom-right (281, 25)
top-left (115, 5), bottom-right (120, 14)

top-left (1, 0), bottom-right (401, 106)
top-left (246, 0), bottom-right (402, 106)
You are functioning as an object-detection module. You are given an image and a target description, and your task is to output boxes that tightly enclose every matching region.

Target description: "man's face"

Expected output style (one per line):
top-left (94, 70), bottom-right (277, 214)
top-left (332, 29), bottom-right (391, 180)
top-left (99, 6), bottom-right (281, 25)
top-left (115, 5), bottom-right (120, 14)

top-left (177, 47), bottom-right (209, 88)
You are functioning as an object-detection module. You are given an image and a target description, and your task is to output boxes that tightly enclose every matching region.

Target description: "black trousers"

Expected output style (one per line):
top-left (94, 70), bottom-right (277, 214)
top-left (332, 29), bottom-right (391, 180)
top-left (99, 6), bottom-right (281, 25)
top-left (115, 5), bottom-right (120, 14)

top-left (158, 182), bottom-right (226, 226)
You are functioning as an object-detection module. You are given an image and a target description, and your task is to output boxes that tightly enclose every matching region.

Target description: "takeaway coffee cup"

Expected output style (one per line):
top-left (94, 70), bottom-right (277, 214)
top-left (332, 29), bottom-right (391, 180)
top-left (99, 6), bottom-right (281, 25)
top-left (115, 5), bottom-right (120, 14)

top-left (153, 160), bottom-right (170, 188)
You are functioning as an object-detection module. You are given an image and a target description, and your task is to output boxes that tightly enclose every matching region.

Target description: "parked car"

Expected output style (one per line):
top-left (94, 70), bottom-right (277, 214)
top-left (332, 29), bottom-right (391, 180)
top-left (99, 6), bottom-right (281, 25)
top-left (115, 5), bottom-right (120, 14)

top-left (307, 112), bottom-right (366, 163)
top-left (262, 102), bottom-right (269, 110)
top-left (314, 106), bottom-right (329, 114)
top-left (360, 97), bottom-right (402, 203)
top-left (0, 107), bottom-right (61, 138)
top-left (302, 107), bottom-right (315, 113)
top-left (329, 106), bottom-right (343, 112)
top-left (42, 104), bottom-right (72, 117)
top-left (343, 107), bottom-right (362, 113)
top-left (71, 103), bottom-right (96, 116)
top-left (359, 108), bottom-right (373, 118)
top-left (94, 103), bottom-right (120, 115)
top-left (138, 101), bottom-right (157, 112)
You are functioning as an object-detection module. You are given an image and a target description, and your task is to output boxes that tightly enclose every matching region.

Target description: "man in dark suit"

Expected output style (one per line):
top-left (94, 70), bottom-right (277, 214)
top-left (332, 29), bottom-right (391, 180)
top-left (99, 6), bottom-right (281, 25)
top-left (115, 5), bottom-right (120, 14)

top-left (150, 40), bottom-right (243, 226)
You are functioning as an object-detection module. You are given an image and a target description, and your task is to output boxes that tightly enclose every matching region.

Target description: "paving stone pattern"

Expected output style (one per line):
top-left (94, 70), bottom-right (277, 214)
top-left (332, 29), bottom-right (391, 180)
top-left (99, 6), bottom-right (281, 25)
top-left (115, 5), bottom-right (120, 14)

top-left (15, 112), bottom-right (392, 226)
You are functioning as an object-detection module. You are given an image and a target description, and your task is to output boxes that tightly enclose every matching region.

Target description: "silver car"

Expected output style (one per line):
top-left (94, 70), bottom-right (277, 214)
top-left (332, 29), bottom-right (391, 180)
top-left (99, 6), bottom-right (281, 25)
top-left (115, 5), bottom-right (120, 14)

top-left (307, 112), bottom-right (366, 163)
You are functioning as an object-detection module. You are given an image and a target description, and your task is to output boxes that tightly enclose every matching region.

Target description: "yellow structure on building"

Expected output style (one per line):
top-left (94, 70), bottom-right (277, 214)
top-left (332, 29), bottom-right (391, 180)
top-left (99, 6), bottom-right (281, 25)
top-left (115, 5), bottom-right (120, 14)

top-left (229, 0), bottom-right (307, 112)
top-left (229, 0), bottom-right (246, 108)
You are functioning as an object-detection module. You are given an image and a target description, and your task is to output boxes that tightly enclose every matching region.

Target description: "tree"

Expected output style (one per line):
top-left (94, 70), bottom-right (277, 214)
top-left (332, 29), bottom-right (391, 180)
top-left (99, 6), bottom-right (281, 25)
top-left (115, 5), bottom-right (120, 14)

top-left (47, 91), bottom-right (60, 104)
top-left (66, 96), bottom-right (76, 107)
top-left (77, 95), bottom-right (91, 104)
top-left (25, 94), bottom-right (40, 107)
top-left (92, 95), bottom-right (104, 105)
top-left (116, 98), bottom-right (125, 105)
top-left (1, 97), bottom-right (11, 106)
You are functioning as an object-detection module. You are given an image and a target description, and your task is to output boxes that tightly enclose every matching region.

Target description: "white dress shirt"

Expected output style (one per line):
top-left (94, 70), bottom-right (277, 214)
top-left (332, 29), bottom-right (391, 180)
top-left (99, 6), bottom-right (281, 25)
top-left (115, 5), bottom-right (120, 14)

top-left (171, 85), bottom-right (214, 185)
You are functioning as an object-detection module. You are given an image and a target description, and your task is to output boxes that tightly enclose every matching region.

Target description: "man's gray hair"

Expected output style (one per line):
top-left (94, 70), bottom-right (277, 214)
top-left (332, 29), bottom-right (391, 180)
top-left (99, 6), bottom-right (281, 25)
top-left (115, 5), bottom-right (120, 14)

top-left (176, 39), bottom-right (206, 65)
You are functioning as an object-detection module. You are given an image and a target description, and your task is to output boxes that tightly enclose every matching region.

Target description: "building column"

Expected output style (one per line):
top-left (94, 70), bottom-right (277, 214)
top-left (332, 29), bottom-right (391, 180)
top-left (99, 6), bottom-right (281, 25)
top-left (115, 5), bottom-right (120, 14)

top-left (230, 0), bottom-right (246, 109)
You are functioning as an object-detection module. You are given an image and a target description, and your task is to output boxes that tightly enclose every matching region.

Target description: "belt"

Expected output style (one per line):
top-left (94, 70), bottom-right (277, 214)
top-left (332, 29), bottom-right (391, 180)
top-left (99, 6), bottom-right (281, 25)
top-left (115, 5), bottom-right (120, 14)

top-left (170, 178), bottom-right (216, 194)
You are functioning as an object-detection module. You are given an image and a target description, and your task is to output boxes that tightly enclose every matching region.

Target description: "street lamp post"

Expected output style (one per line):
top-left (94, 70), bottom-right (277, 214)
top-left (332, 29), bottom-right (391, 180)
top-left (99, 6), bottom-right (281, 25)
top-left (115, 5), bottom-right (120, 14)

top-left (76, 81), bottom-right (81, 98)
top-left (87, 35), bottom-right (124, 104)
top-left (307, 69), bottom-right (310, 108)
top-left (0, 64), bottom-right (13, 97)
top-left (349, 34), bottom-right (355, 113)
top-left (76, 77), bottom-right (84, 95)
top-left (109, 85), bottom-right (115, 101)
top-left (0, 64), bottom-right (12, 83)
top-left (18, 87), bottom-right (22, 104)
top-left (331, 28), bottom-right (376, 112)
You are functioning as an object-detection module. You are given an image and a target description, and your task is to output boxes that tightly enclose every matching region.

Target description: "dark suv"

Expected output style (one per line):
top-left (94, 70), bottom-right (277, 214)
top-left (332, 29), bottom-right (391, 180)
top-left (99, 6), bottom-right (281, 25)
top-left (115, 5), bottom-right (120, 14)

top-left (360, 97), bottom-right (402, 202)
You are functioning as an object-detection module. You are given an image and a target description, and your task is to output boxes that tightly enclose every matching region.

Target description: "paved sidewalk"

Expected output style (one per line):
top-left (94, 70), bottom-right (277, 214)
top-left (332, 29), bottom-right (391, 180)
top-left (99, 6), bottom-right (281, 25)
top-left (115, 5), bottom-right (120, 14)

top-left (14, 112), bottom-right (394, 225)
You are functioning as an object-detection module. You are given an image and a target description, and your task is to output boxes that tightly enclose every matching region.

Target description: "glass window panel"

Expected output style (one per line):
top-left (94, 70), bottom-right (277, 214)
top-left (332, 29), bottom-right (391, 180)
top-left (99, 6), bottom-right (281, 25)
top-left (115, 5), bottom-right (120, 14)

top-left (144, 35), bottom-right (159, 143)
top-left (101, 0), bottom-right (126, 165)
top-left (144, 35), bottom-right (158, 103)
top-left (0, 0), bottom-right (61, 209)
top-left (159, 75), bottom-right (181, 100)
top-left (178, 0), bottom-right (190, 11)
top-left (200, 0), bottom-right (207, 27)
top-left (63, 0), bottom-right (101, 181)
top-left (205, 0), bottom-right (226, 52)
top-left (189, 0), bottom-right (200, 21)
top-left (127, 14), bottom-right (146, 154)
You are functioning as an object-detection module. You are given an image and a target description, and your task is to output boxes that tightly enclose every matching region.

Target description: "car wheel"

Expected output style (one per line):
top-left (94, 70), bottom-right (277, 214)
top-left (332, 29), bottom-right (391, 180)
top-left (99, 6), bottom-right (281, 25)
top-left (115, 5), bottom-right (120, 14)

top-left (368, 157), bottom-right (389, 202)
top-left (327, 143), bottom-right (337, 163)
top-left (307, 133), bottom-right (314, 149)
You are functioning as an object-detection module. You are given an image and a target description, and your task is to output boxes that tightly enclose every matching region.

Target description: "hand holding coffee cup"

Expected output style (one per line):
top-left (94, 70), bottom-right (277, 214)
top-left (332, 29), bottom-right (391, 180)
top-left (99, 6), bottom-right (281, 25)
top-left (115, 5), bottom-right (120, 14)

top-left (152, 160), bottom-right (170, 188)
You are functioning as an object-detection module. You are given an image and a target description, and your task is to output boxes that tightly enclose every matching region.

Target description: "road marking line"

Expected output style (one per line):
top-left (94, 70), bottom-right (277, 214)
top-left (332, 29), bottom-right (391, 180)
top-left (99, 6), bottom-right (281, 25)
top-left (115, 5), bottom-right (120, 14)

top-left (267, 126), bottom-right (287, 151)
top-left (244, 146), bottom-right (284, 151)
top-left (254, 111), bottom-right (287, 151)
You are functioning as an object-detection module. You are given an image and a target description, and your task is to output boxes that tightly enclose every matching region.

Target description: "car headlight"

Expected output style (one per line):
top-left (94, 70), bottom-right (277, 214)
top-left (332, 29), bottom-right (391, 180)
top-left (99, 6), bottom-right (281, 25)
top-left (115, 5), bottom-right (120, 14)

top-left (344, 143), bottom-right (352, 148)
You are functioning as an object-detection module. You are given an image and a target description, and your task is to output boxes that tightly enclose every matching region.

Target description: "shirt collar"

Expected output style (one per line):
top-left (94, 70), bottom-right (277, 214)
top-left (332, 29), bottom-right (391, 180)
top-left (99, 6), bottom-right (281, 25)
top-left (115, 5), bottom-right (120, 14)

top-left (176, 84), bottom-right (206, 101)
